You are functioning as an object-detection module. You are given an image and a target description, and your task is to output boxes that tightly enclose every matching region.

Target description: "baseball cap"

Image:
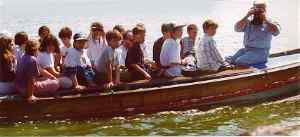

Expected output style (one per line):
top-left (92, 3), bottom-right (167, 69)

top-left (73, 32), bottom-right (88, 41)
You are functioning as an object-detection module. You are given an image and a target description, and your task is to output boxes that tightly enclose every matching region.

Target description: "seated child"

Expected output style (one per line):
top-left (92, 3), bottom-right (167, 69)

top-left (14, 32), bottom-right (29, 62)
top-left (125, 26), bottom-right (152, 81)
top-left (196, 20), bottom-right (226, 72)
top-left (63, 33), bottom-right (96, 88)
top-left (58, 27), bottom-right (73, 63)
top-left (37, 34), bottom-right (72, 89)
top-left (160, 23), bottom-right (186, 77)
top-left (180, 24), bottom-right (198, 58)
top-left (16, 40), bottom-right (60, 103)
top-left (95, 30), bottom-right (123, 88)
top-left (0, 35), bottom-right (17, 95)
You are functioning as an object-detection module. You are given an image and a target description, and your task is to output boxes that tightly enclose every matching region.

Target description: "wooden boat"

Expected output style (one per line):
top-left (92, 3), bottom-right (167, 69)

top-left (0, 49), bottom-right (300, 122)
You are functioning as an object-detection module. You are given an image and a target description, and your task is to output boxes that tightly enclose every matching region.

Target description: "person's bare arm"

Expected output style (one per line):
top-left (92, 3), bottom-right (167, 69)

top-left (131, 64), bottom-right (151, 80)
top-left (115, 65), bottom-right (121, 84)
top-left (26, 78), bottom-right (38, 103)
top-left (265, 20), bottom-right (280, 36)
top-left (45, 67), bottom-right (60, 77)
top-left (235, 8), bottom-right (255, 32)
top-left (40, 68), bottom-right (56, 79)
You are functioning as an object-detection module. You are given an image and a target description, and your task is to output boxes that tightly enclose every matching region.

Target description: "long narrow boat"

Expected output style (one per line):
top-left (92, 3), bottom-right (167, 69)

top-left (0, 49), bottom-right (300, 122)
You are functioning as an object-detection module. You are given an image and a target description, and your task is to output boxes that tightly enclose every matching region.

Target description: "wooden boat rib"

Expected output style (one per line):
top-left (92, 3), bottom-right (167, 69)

top-left (0, 49), bottom-right (300, 122)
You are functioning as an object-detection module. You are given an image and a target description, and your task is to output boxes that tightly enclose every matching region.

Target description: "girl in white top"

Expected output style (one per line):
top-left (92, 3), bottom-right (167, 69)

top-left (37, 35), bottom-right (72, 89)
top-left (87, 22), bottom-right (107, 67)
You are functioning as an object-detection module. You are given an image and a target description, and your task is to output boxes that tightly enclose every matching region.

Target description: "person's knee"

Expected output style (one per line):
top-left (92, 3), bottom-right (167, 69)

top-left (234, 56), bottom-right (253, 66)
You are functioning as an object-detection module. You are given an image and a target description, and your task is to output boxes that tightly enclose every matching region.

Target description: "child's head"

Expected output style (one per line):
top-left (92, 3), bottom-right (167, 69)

top-left (25, 40), bottom-right (39, 57)
top-left (90, 22), bottom-right (104, 40)
top-left (122, 30), bottom-right (134, 48)
top-left (113, 25), bottom-right (126, 36)
top-left (187, 24), bottom-right (198, 39)
top-left (106, 30), bottom-right (123, 49)
top-left (40, 34), bottom-right (60, 54)
top-left (14, 32), bottom-right (29, 46)
top-left (58, 27), bottom-right (72, 46)
top-left (73, 33), bottom-right (88, 50)
top-left (132, 26), bottom-right (146, 44)
top-left (173, 24), bottom-right (186, 39)
top-left (202, 20), bottom-right (218, 36)
top-left (0, 35), bottom-right (14, 54)
top-left (38, 26), bottom-right (50, 40)
top-left (161, 23), bottom-right (175, 39)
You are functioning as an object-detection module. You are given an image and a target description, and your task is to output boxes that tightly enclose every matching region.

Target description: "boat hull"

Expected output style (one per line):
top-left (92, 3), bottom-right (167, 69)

top-left (0, 62), bottom-right (299, 122)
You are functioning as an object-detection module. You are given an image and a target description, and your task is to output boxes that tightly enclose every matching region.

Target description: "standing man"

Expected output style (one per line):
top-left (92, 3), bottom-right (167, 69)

top-left (226, 0), bottom-right (280, 68)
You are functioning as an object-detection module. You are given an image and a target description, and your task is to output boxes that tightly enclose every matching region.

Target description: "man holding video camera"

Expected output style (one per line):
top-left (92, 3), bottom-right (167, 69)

top-left (226, 0), bottom-right (281, 68)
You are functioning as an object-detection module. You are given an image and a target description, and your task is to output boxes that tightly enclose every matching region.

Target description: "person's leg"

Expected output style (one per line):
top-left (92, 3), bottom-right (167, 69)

top-left (58, 77), bottom-right (73, 89)
top-left (234, 49), bottom-right (268, 67)
top-left (34, 78), bottom-right (60, 96)
top-left (225, 48), bottom-right (247, 64)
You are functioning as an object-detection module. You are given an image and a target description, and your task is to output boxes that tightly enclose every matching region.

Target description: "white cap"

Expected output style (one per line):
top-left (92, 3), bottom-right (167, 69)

top-left (253, 0), bottom-right (267, 6)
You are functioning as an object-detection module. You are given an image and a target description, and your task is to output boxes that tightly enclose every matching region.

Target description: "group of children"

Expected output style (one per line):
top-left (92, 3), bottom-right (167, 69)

top-left (0, 19), bottom-right (228, 102)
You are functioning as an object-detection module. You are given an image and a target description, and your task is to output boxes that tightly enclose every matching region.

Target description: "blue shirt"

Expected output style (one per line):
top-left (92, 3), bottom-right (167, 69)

top-left (235, 19), bottom-right (280, 50)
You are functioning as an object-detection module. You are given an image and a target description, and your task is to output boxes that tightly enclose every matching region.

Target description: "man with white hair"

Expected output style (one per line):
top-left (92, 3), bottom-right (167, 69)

top-left (226, 0), bottom-right (280, 68)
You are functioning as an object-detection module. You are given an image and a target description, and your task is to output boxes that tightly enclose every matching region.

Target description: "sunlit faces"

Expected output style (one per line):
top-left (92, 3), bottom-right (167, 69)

top-left (75, 40), bottom-right (88, 49)
top-left (206, 26), bottom-right (217, 37)
top-left (188, 28), bottom-right (198, 39)
top-left (109, 39), bottom-right (122, 49)
top-left (91, 28), bottom-right (104, 40)
top-left (47, 43), bottom-right (56, 53)
top-left (61, 37), bottom-right (71, 48)
top-left (135, 32), bottom-right (146, 44)
top-left (174, 27), bottom-right (183, 39)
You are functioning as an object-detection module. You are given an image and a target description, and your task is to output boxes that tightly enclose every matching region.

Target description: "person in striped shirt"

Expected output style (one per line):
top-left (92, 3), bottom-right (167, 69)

top-left (196, 20), bottom-right (226, 72)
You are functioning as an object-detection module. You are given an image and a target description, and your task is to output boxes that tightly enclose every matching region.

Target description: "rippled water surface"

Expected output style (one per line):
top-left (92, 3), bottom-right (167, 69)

top-left (0, 0), bottom-right (299, 136)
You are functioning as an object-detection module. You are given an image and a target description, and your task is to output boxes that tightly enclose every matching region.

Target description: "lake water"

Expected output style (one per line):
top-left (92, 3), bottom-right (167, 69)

top-left (0, 0), bottom-right (299, 135)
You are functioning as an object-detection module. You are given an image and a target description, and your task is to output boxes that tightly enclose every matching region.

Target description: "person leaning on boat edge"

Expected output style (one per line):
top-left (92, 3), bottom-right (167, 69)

top-left (226, 0), bottom-right (280, 68)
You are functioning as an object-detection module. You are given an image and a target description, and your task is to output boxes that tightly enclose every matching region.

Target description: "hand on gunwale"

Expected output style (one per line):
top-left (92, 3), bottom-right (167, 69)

top-left (104, 82), bottom-right (114, 89)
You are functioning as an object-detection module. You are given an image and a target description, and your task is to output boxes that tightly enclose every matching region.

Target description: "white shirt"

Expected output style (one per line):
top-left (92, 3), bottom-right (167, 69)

top-left (116, 45), bottom-right (128, 66)
top-left (14, 45), bottom-right (25, 62)
top-left (37, 52), bottom-right (55, 68)
top-left (95, 46), bottom-right (119, 73)
top-left (196, 34), bottom-right (224, 71)
top-left (87, 38), bottom-right (107, 65)
top-left (60, 45), bottom-right (72, 57)
top-left (64, 48), bottom-right (91, 68)
top-left (160, 38), bottom-right (182, 77)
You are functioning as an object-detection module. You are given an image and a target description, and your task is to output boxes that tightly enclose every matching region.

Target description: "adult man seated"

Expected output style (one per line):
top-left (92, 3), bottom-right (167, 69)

top-left (160, 23), bottom-right (187, 78)
top-left (226, 0), bottom-right (280, 68)
top-left (125, 26), bottom-right (152, 81)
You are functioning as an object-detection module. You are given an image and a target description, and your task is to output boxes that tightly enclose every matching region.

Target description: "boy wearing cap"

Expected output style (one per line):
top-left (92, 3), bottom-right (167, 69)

top-left (226, 0), bottom-right (280, 68)
top-left (196, 20), bottom-right (226, 72)
top-left (159, 23), bottom-right (186, 77)
top-left (125, 26), bottom-right (152, 81)
top-left (95, 30), bottom-right (123, 88)
top-left (87, 22), bottom-right (107, 68)
top-left (63, 33), bottom-right (96, 89)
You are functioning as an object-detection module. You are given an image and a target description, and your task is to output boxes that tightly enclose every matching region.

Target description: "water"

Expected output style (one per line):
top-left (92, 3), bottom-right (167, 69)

top-left (0, 95), bottom-right (299, 136)
top-left (0, 0), bottom-right (299, 135)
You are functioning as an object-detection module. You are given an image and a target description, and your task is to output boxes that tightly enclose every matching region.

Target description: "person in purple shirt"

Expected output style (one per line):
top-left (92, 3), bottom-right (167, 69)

top-left (16, 40), bottom-right (60, 103)
top-left (226, 0), bottom-right (280, 68)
